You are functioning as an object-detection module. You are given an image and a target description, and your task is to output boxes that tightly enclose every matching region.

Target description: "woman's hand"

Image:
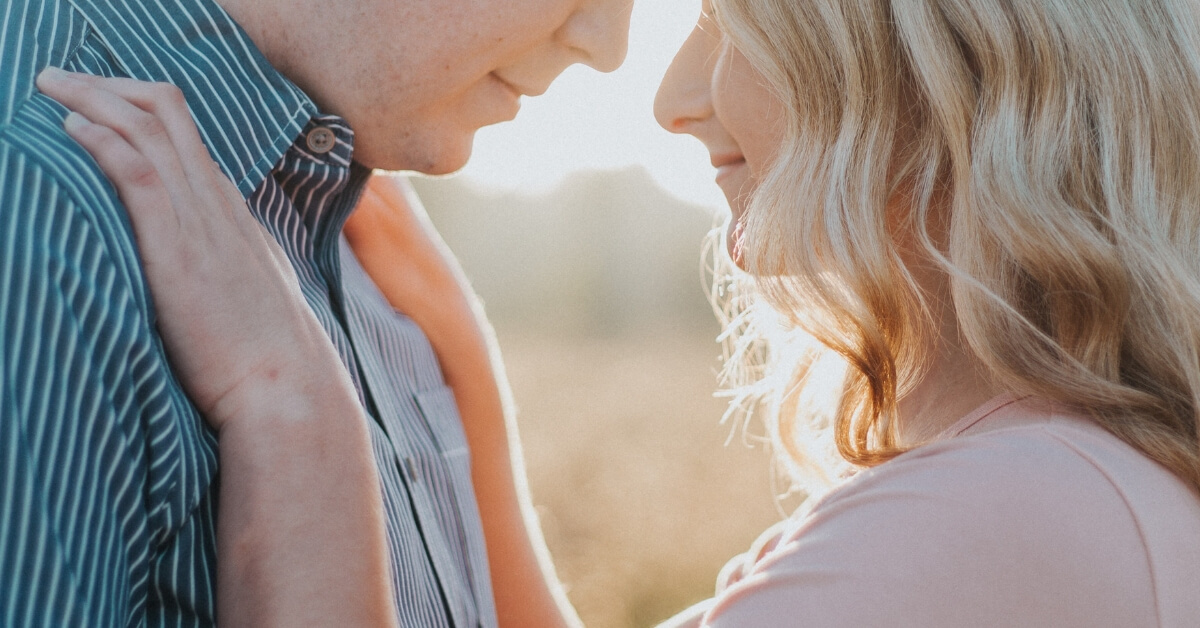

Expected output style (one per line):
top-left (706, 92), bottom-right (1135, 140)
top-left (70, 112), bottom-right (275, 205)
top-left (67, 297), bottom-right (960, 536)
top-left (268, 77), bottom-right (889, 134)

top-left (37, 68), bottom-right (398, 628)
top-left (36, 67), bottom-right (337, 433)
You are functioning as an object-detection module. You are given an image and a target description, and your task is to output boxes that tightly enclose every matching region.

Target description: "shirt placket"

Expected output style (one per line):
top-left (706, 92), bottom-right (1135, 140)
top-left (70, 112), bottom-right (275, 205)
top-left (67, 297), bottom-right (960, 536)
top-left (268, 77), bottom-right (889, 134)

top-left (282, 117), bottom-right (475, 627)
top-left (332, 268), bottom-right (480, 628)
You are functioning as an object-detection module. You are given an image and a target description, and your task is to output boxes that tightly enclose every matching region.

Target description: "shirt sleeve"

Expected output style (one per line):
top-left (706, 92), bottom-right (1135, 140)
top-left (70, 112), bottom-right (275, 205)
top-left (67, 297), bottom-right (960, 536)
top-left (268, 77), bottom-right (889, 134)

top-left (0, 148), bottom-right (162, 626)
top-left (696, 430), bottom-right (1158, 628)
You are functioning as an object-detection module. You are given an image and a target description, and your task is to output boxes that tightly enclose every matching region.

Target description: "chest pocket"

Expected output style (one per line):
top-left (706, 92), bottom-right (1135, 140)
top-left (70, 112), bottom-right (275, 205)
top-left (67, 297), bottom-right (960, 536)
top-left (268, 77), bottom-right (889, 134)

top-left (415, 386), bottom-right (470, 460)
top-left (412, 385), bottom-right (489, 626)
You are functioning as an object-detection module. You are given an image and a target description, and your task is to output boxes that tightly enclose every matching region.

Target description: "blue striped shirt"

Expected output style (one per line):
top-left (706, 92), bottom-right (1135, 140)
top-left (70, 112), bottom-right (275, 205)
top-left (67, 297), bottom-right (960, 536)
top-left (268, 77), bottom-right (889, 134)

top-left (0, 0), bottom-right (497, 626)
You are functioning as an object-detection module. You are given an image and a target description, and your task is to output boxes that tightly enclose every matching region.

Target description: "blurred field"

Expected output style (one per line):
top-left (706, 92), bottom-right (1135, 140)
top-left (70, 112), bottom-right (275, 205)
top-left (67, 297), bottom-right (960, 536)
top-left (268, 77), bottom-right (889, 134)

top-left (500, 332), bottom-right (781, 628)
top-left (414, 172), bottom-right (785, 627)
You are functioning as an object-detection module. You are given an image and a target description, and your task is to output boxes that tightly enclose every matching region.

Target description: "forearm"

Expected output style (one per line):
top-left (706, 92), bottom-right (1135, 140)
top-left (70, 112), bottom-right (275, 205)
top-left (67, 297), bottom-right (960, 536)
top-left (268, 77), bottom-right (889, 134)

top-left (343, 176), bottom-right (579, 627)
top-left (37, 71), bottom-right (399, 627)
top-left (215, 366), bottom-right (397, 628)
top-left (425, 301), bottom-right (582, 628)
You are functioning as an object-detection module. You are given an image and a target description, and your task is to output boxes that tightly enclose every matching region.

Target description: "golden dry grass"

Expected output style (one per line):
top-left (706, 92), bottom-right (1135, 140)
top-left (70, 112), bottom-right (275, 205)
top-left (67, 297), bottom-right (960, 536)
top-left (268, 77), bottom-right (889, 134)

top-left (498, 330), bottom-right (783, 628)
top-left (414, 171), bottom-right (783, 626)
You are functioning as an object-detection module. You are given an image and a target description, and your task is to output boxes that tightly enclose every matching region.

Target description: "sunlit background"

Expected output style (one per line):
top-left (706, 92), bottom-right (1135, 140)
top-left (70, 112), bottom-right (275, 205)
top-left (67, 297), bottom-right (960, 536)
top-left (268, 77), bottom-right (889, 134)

top-left (411, 2), bottom-right (784, 627)
top-left (459, 0), bottom-right (721, 211)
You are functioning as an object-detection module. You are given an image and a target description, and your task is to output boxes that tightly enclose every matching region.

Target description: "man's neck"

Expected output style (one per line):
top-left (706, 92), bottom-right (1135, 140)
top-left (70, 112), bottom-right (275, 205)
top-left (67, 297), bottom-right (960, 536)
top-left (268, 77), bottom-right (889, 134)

top-left (213, 0), bottom-right (312, 106)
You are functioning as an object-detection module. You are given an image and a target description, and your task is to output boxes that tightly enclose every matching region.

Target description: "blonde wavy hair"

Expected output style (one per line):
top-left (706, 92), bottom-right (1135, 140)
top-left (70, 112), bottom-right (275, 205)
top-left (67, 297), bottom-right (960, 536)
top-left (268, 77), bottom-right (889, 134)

top-left (712, 0), bottom-right (1200, 492)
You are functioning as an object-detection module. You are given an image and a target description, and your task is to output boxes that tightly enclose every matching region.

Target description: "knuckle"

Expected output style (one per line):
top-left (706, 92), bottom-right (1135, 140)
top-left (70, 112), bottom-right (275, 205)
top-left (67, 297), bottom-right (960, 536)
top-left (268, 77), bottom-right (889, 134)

top-left (132, 110), bottom-right (168, 138)
top-left (124, 157), bottom-right (162, 189)
top-left (148, 82), bottom-right (187, 112)
top-left (157, 82), bottom-right (186, 104)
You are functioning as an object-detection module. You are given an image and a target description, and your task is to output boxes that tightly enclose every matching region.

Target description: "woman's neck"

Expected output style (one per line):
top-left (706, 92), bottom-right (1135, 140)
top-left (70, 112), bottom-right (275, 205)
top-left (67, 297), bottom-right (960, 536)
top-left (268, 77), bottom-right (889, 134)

top-left (893, 258), bottom-right (998, 446)
top-left (895, 335), bottom-right (998, 446)
top-left (888, 185), bottom-right (1000, 446)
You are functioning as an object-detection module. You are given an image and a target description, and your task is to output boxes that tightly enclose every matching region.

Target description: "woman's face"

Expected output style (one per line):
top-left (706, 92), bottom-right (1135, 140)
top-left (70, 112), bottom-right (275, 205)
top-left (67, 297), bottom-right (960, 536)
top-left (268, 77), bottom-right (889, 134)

top-left (654, 1), bottom-right (785, 265)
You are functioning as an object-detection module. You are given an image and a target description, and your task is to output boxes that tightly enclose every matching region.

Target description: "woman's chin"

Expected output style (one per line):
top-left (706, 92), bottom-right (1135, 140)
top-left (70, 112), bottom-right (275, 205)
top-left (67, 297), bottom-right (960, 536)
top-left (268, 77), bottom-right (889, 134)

top-left (726, 216), bottom-right (747, 270)
top-left (720, 185), bottom-right (751, 270)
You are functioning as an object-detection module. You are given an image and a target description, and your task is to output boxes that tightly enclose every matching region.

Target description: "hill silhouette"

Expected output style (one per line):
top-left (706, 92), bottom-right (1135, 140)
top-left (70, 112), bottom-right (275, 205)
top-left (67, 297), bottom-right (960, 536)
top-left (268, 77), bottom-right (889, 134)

top-left (413, 167), bottom-right (722, 337)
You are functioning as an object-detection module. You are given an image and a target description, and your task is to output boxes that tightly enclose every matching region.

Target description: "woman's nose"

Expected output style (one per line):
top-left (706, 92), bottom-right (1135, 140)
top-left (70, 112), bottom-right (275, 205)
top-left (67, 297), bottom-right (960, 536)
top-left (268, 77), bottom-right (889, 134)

top-left (655, 19), bottom-right (720, 134)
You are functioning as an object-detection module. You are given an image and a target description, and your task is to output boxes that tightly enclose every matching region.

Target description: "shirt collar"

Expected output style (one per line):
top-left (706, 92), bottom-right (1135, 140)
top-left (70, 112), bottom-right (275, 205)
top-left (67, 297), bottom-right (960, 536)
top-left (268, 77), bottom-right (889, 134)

top-left (277, 114), bottom-right (366, 248)
top-left (65, 0), bottom-right (319, 197)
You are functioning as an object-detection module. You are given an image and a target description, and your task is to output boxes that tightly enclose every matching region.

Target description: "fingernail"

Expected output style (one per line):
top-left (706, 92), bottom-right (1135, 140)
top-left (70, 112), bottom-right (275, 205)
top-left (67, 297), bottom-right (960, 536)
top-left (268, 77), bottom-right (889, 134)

top-left (63, 111), bottom-right (90, 132)
top-left (39, 67), bottom-right (67, 82)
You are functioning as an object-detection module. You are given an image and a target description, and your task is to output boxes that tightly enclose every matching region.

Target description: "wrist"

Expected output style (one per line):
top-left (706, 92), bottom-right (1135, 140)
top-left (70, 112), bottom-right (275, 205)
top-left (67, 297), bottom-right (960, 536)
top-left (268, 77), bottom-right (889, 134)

top-left (210, 351), bottom-right (363, 440)
top-left (214, 365), bottom-right (374, 506)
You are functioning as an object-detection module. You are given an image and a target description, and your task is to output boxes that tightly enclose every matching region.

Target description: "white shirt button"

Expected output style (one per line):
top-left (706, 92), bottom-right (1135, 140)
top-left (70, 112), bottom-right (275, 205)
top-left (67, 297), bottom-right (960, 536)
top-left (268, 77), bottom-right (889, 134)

top-left (405, 456), bottom-right (419, 482)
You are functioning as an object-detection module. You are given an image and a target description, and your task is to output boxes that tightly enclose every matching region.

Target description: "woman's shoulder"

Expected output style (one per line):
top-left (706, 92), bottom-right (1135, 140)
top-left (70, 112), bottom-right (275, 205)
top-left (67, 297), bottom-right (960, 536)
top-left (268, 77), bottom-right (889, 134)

top-left (841, 396), bottom-right (1200, 525)
top-left (700, 400), bottom-right (1200, 627)
top-left (893, 397), bottom-right (1200, 544)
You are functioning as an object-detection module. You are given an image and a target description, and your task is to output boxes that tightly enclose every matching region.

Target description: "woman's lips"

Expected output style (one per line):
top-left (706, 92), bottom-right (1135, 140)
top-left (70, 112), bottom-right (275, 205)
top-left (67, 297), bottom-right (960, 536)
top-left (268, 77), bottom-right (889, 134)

top-left (714, 160), bottom-right (747, 186)
top-left (711, 152), bottom-right (753, 229)
top-left (710, 153), bottom-right (747, 183)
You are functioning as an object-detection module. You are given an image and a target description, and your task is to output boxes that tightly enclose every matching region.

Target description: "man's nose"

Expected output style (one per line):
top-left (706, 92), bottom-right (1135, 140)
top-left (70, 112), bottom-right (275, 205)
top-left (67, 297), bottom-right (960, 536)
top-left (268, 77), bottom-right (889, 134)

top-left (559, 1), bottom-right (634, 73)
top-left (654, 25), bottom-right (717, 133)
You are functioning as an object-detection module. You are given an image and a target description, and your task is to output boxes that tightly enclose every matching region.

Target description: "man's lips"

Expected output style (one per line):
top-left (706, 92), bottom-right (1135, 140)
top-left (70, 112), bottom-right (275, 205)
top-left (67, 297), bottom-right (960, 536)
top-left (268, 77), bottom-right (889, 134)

top-left (492, 74), bottom-right (545, 98)
top-left (492, 74), bottom-right (523, 99)
top-left (487, 74), bottom-right (529, 123)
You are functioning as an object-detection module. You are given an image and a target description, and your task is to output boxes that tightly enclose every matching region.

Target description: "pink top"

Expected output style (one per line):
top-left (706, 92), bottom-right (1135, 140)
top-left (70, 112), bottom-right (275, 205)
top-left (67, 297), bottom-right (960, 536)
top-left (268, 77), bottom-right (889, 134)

top-left (661, 396), bottom-right (1200, 627)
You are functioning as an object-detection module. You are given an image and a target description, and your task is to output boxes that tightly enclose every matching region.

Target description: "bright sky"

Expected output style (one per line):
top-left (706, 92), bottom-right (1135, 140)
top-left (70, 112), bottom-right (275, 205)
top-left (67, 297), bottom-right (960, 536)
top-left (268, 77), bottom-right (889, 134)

top-left (455, 0), bottom-right (725, 212)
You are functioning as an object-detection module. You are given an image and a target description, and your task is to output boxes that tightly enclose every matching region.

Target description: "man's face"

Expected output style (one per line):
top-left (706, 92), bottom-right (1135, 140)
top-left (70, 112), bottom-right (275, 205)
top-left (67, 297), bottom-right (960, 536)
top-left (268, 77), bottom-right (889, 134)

top-left (265, 0), bottom-right (633, 174)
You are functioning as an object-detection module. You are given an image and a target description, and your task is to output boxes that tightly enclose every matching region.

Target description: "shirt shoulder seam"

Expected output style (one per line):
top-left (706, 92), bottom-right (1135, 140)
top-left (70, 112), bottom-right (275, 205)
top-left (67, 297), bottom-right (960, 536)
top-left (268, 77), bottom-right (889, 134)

top-left (1039, 426), bottom-right (1162, 627)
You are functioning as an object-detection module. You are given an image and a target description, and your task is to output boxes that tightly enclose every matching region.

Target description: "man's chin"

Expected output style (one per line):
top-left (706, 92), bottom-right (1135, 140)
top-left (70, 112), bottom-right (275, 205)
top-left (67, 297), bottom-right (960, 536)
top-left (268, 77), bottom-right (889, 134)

top-left (353, 133), bottom-right (475, 175)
